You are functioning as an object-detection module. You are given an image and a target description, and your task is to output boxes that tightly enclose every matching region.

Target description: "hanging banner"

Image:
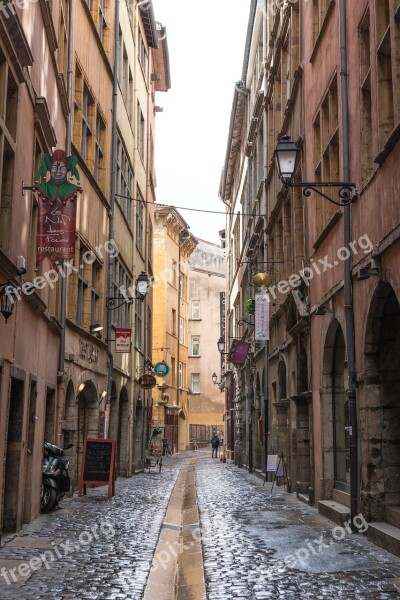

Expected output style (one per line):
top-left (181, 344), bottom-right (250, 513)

top-left (115, 328), bottom-right (132, 353)
top-left (36, 150), bottom-right (82, 267)
top-left (228, 340), bottom-right (250, 365)
top-left (255, 293), bottom-right (270, 341)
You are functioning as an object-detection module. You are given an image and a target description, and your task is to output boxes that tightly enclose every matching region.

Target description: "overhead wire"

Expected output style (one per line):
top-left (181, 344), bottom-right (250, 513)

top-left (114, 193), bottom-right (261, 217)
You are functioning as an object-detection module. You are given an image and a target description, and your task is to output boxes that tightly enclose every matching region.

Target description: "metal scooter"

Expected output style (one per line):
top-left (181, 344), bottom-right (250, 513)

top-left (41, 441), bottom-right (73, 513)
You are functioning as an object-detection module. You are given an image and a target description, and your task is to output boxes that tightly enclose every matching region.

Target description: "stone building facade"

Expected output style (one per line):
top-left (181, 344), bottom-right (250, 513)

top-left (0, 0), bottom-right (168, 538)
top-left (152, 207), bottom-right (197, 453)
top-left (187, 240), bottom-right (225, 445)
top-left (222, 0), bottom-right (400, 553)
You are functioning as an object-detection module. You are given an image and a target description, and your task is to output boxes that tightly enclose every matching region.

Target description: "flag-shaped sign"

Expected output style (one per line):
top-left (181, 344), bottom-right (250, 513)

top-left (115, 328), bottom-right (132, 353)
top-left (36, 150), bottom-right (82, 267)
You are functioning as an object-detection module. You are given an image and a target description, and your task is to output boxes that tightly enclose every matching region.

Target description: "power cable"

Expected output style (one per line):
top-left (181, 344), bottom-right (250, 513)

top-left (114, 193), bottom-right (262, 217)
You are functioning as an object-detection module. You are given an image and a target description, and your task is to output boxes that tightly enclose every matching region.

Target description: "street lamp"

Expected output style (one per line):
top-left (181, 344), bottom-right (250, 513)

top-left (274, 135), bottom-right (357, 205)
top-left (217, 336), bottom-right (225, 354)
top-left (106, 271), bottom-right (150, 310)
top-left (0, 283), bottom-right (19, 323)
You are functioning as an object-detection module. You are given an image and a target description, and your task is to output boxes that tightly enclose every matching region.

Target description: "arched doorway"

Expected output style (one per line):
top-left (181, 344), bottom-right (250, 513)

top-left (118, 387), bottom-right (129, 476)
top-left (295, 340), bottom-right (312, 496)
top-left (363, 283), bottom-right (400, 521)
top-left (275, 360), bottom-right (289, 463)
top-left (108, 382), bottom-right (118, 442)
top-left (77, 380), bottom-right (99, 482)
top-left (321, 320), bottom-right (348, 498)
top-left (64, 380), bottom-right (78, 491)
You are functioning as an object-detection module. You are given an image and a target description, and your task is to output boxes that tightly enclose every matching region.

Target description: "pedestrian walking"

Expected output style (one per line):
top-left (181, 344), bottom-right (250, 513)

top-left (211, 434), bottom-right (220, 458)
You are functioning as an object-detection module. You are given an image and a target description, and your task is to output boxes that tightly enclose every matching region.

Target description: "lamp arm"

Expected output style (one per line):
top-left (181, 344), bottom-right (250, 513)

top-left (287, 183), bottom-right (358, 206)
top-left (105, 297), bottom-right (134, 310)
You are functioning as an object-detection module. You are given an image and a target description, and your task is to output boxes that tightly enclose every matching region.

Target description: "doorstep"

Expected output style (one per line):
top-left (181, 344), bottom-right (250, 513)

top-left (367, 522), bottom-right (400, 558)
top-left (318, 499), bottom-right (351, 526)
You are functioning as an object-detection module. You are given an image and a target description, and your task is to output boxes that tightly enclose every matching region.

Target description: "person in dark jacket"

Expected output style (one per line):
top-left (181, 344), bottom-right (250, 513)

top-left (211, 434), bottom-right (220, 458)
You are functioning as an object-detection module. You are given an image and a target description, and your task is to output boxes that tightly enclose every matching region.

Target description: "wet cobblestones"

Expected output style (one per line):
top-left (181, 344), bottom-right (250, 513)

top-left (196, 460), bottom-right (400, 599)
top-left (0, 456), bottom-right (184, 600)
top-left (3, 455), bottom-right (400, 599)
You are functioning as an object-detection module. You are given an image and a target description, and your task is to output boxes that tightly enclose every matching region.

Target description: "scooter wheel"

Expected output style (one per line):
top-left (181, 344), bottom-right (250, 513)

top-left (41, 486), bottom-right (57, 513)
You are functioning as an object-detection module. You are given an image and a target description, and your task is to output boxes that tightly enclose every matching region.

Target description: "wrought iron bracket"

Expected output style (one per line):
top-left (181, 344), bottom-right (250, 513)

top-left (106, 295), bottom-right (144, 310)
top-left (22, 182), bottom-right (37, 196)
top-left (285, 182), bottom-right (358, 206)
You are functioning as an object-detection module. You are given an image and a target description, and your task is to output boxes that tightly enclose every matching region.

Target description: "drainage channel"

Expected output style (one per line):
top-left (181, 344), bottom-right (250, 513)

top-left (143, 459), bottom-right (206, 600)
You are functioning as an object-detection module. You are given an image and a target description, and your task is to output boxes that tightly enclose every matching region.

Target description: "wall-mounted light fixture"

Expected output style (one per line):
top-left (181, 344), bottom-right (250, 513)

top-left (315, 305), bottom-right (333, 316)
top-left (0, 283), bottom-right (18, 323)
top-left (106, 271), bottom-right (150, 310)
top-left (357, 267), bottom-right (379, 281)
top-left (211, 372), bottom-right (219, 385)
top-left (90, 323), bottom-right (103, 339)
top-left (274, 135), bottom-right (357, 205)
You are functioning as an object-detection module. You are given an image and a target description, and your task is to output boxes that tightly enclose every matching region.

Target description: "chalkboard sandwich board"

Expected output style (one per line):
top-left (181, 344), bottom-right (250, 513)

top-left (79, 438), bottom-right (116, 498)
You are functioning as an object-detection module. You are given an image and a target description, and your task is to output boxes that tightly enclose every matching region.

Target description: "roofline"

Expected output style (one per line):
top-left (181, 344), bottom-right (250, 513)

top-left (158, 24), bottom-right (171, 90)
top-left (219, 0), bottom-right (257, 203)
top-left (140, 1), bottom-right (159, 49)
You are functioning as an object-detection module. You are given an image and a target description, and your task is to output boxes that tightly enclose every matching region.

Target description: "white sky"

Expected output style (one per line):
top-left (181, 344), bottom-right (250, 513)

top-left (151, 0), bottom-right (250, 245)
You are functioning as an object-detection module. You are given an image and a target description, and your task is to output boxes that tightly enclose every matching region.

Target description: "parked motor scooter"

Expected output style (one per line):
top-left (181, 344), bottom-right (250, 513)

top-left (41, 441), bottom-right (73, 513)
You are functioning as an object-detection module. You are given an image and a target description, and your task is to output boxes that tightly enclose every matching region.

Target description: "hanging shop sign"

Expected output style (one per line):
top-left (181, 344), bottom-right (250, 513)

top-left (228, 340), bottom-right (250, 366)
top-left (35, 150), bottom-right (82, 267)
top-left (115, 328), bottom-right (132, 353)
top-left (139, 374), bottom-right (157, 389)
top-left (153, 361), bottom-right (170, 377)
top-left (255, 293), bottom-right (270, 341)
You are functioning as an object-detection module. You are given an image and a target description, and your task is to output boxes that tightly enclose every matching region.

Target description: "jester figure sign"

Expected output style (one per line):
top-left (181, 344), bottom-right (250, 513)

top-left (36, 150), bottom-right (82, 267)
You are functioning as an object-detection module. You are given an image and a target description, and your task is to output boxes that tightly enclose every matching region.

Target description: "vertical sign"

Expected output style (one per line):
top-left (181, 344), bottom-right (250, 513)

top-left (255, 293), bottom-right (270, 341)
top-left (115, 328), bottom-right (132, 353)
top-left (220, 292), bottom-right (226, 375)
top-left (35, 150), bottom-right (82, 267)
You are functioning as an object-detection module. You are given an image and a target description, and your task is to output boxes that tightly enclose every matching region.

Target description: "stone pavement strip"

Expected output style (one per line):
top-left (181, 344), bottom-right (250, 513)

top-left (2, 453), bottom-right (400, 599)
top-left (144, 457), bottom-right (205, 600)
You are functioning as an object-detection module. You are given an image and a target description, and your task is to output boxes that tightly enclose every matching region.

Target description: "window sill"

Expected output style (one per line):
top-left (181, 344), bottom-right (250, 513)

top-left (189, 355), bottom-right (201, 358)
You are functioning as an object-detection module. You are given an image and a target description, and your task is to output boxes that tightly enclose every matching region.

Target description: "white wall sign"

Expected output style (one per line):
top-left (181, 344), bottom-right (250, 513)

top-left (255, 293), bottom-right (270, 341)
top-left (115, 328), bottom-right (132, 353)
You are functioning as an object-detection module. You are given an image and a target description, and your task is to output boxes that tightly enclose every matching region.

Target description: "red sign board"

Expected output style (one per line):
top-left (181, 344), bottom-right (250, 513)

top-left (35, 151), bottom-right (82, 267)
top-left (78, 438), bottom-right (116, 498)
top-left (115, 328), bottom-right (131, 353)
top-left (139, 374), bottom-right (157, 389)
top-left (228, 340), bottom-right (250, 365)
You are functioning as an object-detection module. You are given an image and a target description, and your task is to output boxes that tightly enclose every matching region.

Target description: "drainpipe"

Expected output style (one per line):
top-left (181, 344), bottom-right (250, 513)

top-left (235, 81), bottom-right (251, 469)
top-left (262, 0), bottom-right (269, 477)
top-left (106, 0), bottom-right (120, 442)
top-left (56, 0), bottom-right (75, 444)
top-left (58, 0), bottom-right (75, 378)
top-left (339, 0), bottom-right (359, 520)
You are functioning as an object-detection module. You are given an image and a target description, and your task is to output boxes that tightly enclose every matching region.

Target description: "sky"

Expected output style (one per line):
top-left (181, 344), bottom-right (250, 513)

top-left (151, 0), bottom-right (250, 245)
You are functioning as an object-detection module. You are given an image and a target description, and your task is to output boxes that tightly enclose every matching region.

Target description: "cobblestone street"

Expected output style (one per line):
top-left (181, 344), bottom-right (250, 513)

top-left (1, 453), bottom-right (400, 599)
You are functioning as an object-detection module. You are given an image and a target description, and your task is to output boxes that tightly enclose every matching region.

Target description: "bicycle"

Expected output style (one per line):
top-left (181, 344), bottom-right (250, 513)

top-left (190, 437), bottom-right (198, 450)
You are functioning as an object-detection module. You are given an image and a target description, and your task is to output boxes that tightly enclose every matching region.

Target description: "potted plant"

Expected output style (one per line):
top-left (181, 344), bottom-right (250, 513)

top-left (245, 297), bottom-right (255, 315)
